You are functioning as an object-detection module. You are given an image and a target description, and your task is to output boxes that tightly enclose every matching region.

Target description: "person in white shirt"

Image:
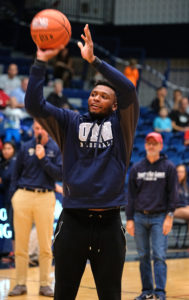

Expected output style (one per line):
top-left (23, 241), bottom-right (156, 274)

top-left (0, 64), bottom-right (21, 96)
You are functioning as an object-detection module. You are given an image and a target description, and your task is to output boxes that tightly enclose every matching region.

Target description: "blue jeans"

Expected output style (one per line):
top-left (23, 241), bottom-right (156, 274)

top-left (5, 128), bottom-right (20, 144)
top-left (134, 212), bottom-right (168, 297)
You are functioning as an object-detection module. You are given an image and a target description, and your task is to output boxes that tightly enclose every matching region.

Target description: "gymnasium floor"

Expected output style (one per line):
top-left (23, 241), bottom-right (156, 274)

top-left (0, 258), bottom-right (189, 300)
top-left (0, 211), bottom-right (189, 299)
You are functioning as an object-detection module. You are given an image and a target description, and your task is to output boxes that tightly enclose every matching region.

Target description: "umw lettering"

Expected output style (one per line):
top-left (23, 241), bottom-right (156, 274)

top-left (79, 122), bottom-right (113, 148)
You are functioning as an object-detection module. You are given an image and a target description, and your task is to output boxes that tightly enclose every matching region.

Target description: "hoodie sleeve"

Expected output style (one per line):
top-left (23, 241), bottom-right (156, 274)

top-left (125, 165), bottom-right (138, 220)
top-left (92, 58), bottom-right (139, 167)
top-left (25, 60), bottom-right (78, 150)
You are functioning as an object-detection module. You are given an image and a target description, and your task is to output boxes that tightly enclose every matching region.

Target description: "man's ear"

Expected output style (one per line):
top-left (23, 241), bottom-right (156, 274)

top-left (112, 102), bottom-right (117, 111)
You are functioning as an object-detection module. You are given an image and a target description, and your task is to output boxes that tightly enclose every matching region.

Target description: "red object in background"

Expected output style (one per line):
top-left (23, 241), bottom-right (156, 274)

top-left (0, 89), bottom-right (9, 109)
top-left (184, 130), bottom-right (189, 141)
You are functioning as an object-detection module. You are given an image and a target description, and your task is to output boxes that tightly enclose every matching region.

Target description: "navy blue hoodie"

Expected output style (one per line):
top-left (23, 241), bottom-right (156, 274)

top-left (25, 57), bottom-right (139, 208)
top-left (126, 155), bottom-right (178, 220)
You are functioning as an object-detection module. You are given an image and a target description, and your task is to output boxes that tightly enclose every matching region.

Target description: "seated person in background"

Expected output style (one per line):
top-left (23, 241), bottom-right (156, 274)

top-left (3, 103), bottom-right (23, 148)
top-left (93, 71), bottom-right (104, 82)
top-left (46, 79), bottom-right (73, 109)
top-left (169, 97), bottom-right (189, 132)
top-left (151, 86), bottom-right (172, 114)
top-left (0, 63), bottom-right (21, 96)
top-left (10, 77), bottom-right (28, 109)
top-left (153, 107), bottom-right (172, 133)
top-left (9, 77), bottom-right (30, 119)
top-left (123, 58), bottom-right (139, 88)
top-left (174, 164), bottom-right (189, 228)
top-left (172, 89), bottom-right (183, 111)
top-left (53, 47), bottom-right (74, 88)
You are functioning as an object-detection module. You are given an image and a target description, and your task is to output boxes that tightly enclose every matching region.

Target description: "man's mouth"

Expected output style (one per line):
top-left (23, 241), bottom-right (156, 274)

top-left (90, 104), bottom-right (101, 109)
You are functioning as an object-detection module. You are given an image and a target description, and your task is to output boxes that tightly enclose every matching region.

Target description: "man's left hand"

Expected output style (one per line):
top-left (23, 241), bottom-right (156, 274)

top-left (162, 215), bottom-right (173, 235)
top-left (36, 45), bottom-right (64, 62)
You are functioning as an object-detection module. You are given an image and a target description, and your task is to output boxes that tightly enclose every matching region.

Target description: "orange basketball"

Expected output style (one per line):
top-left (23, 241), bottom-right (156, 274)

top-left (30, 9), bottom-right (71, 49)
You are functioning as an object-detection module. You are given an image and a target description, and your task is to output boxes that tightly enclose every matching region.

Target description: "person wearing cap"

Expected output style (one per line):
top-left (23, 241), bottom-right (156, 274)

top-left (126, 132), bottom-right (178, 300)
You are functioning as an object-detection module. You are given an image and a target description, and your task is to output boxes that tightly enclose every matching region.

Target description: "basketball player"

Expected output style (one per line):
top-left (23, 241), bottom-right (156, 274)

top-left (25, 24), bottom-right (139, 300)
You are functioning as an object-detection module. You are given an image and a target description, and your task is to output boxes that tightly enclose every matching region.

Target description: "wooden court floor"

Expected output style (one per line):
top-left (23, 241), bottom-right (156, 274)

top-left (0, 259), bottom-right (189, 300)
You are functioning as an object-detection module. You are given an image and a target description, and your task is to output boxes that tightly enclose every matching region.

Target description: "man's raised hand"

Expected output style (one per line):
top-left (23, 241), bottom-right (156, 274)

top-left (77, 24), bottom-right (95, 64)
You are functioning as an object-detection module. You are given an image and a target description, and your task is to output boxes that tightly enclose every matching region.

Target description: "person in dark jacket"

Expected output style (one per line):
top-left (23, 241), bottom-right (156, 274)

top-left (0, 141), bottom-right (16, 258)
top-left (46, 79), bottom-right (73, 109)
top-left (174, 164), bottom-right (189, 222)
top-left (126, 132), bottom-right (178, 300)
top-left (24, 24), bottom-right (139, 300)
top-left (8, 120), bottom-right (62, 297)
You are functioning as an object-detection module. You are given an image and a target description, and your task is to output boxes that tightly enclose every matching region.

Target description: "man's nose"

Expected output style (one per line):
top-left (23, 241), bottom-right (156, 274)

top-left (94, 94), bottom-right (101, 101)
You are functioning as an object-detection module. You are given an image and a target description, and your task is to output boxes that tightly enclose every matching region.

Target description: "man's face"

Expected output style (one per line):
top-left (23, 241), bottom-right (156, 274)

top-left (33, 121), bottom-right (48, 141)
top-left (8, 64), bottom-right (18, 78)
top-left (88, 85), bottom-right (117, 117)
top-left (2, 143), bottom-right (15, 160)
top-left (180, 97), bottom-right (189, 111)
top-left (54, 82), bottom-right (63, 94)
top-left (145, 137), bottom-right (163, 157)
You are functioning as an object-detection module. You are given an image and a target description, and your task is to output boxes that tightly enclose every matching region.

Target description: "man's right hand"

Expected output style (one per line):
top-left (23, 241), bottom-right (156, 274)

top-left (126, 220), bottom-right (135, 236)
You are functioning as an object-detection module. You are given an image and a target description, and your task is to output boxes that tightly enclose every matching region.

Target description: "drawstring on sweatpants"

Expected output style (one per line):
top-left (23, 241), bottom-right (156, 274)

top-left (88, 213), bottom-right (102, 254)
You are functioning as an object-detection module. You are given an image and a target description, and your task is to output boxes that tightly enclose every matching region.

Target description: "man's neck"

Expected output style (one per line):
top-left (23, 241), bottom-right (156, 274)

top-left (147, 154), bottom-right (160, 164)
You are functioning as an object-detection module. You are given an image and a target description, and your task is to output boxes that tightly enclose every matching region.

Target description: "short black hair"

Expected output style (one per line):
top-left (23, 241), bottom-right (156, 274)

top-left (3, 141), bottom-right (16, 150)
top-left (93, 80), bottom-right (117, 94)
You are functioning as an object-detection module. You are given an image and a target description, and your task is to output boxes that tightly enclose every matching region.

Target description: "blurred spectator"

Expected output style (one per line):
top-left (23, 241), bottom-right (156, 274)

top-left (0, 64), bottom-right (21, 96)
top-left (10, 77), bottom-right (29, 109)
top-left (93, 71), bottom-right (104, 82)
top-left (46, 79), bottom-right (73, 109)
top-left (0, 89), bottom-right (10, 110)
top-left (0, 112), bottom-right (5, 140)
top-left (153, 107), bottom-right (172, 133)
top-left (169, 97), bottom-right (189, 132)
top-left (53, 47), bottom-right (74, 88)
top-left (151, 87), bottom-right (172, 114)
top-left (172, 89), bottom-right (183, 111)
top-left (123, 58), bottom-right (139, 87)
top-left (174, 164), bottom-right (189, 225)
top-left (3, 103), bottom-right (23, 148)
top-left (0, 141), bottom-right (16, 261)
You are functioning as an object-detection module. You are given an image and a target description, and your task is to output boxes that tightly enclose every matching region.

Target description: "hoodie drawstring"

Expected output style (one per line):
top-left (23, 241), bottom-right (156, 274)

top-left (85, 118), bottom-right (106, 158)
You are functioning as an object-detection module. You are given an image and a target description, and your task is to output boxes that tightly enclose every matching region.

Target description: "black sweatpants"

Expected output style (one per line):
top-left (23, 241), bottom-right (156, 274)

top-left (53, 208), bottom-right (126, 300)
